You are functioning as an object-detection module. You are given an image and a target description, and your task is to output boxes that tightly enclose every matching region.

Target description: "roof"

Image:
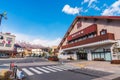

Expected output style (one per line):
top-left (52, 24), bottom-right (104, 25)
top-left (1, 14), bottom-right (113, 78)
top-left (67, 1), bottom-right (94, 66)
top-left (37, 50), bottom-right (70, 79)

top-left (76, 16), bottom-right (120, 20)
top-left (57, 16), bottom-right (120, 50)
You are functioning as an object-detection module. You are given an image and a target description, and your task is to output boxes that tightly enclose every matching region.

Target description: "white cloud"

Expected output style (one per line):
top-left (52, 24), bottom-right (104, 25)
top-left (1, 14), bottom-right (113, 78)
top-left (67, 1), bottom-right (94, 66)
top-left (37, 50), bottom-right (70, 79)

top-left (84, 9), bottom-right (88, 12)
top-left (82, 0), bottom-right (98, 7)
top-left (62, 4), bottom-right (81, 15)
top-left (101, 0), bottom-right (120, 15)
top-left (94, 6), bottom-right (100, 11)
top-left (89, 4), bottom-right (100, 10)
top-left (13, 32), bottom-right (61, 47)
top-left (31, 38), bottom-right (61, 47)
top-left (103, 3), bottom-right (108, 8)
top-left (13, 33), bottom-right (34, 42)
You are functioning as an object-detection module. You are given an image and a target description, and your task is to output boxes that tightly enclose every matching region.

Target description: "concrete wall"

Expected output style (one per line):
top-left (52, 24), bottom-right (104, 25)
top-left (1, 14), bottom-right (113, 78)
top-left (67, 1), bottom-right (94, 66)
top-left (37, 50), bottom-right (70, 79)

top-left (96, 20), bottom-right (120, 39)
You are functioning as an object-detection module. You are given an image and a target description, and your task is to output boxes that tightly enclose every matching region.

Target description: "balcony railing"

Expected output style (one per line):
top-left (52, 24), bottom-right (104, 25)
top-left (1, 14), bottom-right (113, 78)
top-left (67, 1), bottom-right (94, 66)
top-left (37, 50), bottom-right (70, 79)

top-left (67, 24), bottom-right (97, 41)
top-left (62, 33), bottom-right (115, 49)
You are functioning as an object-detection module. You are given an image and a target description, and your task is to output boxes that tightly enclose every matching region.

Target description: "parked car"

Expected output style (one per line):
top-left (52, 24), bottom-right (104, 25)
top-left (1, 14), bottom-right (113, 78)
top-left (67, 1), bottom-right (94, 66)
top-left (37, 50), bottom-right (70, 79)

top-left (48, 56), bottom-right (59, 61)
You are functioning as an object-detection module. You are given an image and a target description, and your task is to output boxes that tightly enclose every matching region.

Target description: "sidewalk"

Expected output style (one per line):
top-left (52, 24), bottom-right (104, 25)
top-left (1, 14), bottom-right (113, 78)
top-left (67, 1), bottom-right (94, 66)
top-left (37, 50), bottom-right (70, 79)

top-left (2, 61), bottom-right (58, 67)
top-left (66, 61), bottom-right (120, 80)
top-left (67, 61), bottom-right (120, 74)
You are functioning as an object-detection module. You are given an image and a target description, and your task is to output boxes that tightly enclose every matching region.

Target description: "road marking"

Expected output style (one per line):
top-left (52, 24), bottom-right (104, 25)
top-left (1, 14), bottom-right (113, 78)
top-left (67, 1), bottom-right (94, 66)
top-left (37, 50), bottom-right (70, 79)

top-left (22, 68), bottom-right (34, 76)
top-left (36, 67), bottom-right (50, 73)
top-left (47, 66), bottom-right (63, 71)
top-left (42, 67), bottom-right (57, 72)
top-left (58, 65), bottom-right (75, 70)
top-left (52, 66), bottom-right (68, 70)
top-left (63, 65), bottom-right (78, 69)
top-left (29, 68), bottom-right (43, 74)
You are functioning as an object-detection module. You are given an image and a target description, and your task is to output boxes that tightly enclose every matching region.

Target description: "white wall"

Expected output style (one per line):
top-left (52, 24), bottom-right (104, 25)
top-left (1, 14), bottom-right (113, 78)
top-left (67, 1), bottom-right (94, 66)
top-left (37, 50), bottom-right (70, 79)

top-left (0, 33), bottom-right (15, 51)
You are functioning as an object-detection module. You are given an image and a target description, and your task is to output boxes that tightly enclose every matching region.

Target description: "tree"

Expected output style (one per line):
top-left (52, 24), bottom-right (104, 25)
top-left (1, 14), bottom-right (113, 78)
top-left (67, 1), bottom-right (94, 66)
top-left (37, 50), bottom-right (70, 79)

top-left (48, 48), bottom-right (53, 55)
top-left (0, 11), bottom-right (7, 25)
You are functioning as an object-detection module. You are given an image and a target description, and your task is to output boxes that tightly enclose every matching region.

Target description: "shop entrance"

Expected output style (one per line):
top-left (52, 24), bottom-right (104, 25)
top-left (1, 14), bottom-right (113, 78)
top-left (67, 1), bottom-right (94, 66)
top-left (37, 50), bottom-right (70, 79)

top-left (76, 52), bottom-right (87, 60)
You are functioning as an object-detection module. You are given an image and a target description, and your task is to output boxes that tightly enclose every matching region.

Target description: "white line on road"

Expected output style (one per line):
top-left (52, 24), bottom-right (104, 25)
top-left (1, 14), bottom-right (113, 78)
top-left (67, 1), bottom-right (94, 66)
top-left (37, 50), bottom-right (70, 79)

top-left (22, 68), bottom-right (34, 76)
top-left (52, 66), bottom-right (68, 70)
top-left (29, 67), bottom-right (43, 74)
top-left (42, 67), bottom-right (57, 72)
top-left (46, 66), bottom-right (63, 71)
top-left (36, 67), bottom-right (50, 73)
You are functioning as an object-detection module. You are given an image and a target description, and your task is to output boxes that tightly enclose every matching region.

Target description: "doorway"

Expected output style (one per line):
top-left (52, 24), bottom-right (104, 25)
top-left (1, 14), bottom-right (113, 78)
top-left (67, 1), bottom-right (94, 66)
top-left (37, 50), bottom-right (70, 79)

top-left (76, 52), bottom-right (87, 60)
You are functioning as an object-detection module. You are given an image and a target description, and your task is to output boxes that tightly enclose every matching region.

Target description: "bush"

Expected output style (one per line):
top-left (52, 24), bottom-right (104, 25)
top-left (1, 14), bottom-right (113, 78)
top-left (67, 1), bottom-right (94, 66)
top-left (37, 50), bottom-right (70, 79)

top-left (4, 71), bottom-right (12, 80)
top-left (0, 71), bottom-right (12, 80)
top-left (111, 60), bottom-right (120, 64)
top-left (93, 58), bottom-right (105, 61)
top-left (0, 76), bottom-right (4, 80)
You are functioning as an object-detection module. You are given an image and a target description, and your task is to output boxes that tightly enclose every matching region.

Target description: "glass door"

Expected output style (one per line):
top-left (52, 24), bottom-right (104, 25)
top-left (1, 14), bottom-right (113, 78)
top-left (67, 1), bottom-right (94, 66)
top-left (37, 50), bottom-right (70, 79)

top-left (105, 52), bottom-right (111, 61)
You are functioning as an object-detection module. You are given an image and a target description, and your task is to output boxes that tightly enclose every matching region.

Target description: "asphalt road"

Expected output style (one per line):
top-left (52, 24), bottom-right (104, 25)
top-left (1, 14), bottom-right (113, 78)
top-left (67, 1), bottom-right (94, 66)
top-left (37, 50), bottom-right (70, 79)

top-left (18, 64), bottom-right (112, 80)
top-left (0, 57), bottom-right (48, 65)
top-left (0, 57), bottom-right (113, 80)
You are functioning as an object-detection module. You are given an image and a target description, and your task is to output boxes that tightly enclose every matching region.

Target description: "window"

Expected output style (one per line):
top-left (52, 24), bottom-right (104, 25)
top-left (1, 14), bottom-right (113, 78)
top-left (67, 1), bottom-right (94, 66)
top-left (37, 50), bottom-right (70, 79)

top-left (0, 43), bottom-right (4, 46)
top-left (5, 44), bottom-right (11, 47)
top-left (77, 21), bottom-right (82, 29)
top-left (100, 29), bottom-right (107, 35)
top-left (6, 37), bottom-right (13, 44)
top-left (88, 34), bottom-right (94, 38)
top-left (0, 35), bottom-right (4, 39)
top-left (6, 37), bottom-right (12, 42)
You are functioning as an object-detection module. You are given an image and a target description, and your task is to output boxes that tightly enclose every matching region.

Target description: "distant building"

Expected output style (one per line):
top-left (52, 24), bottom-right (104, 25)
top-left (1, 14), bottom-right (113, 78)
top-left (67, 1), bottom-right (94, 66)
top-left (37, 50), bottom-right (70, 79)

top-left (31, 48), bottom-right (43, 56)
top-left (0, 32), bottom-right (15, 57)
top-left (58, 16), bottom-right (120, 61)
top-left (14, 44), bottom-right (24, 57)
top-left (51, 46), bottom-right (58, 56)
top-left (15, 41), bottom-right (49, 57)
top-left (24, 47), bottom-right (32, 57)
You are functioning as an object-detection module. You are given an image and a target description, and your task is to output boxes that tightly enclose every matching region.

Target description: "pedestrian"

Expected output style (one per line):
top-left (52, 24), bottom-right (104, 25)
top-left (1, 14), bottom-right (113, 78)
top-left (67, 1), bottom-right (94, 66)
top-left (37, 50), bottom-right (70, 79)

top-left (13, 65), bottom-right (17, 79)
top-left (10, 62), bottom-right (14, 70)
top-left (17, 68), bottom-right (25, 80)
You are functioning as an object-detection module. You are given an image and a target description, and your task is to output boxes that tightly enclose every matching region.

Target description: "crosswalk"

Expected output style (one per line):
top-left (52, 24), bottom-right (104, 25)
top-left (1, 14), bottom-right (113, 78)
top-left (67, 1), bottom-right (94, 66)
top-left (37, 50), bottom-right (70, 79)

top-left (19, 65), bottom-right (78, 76)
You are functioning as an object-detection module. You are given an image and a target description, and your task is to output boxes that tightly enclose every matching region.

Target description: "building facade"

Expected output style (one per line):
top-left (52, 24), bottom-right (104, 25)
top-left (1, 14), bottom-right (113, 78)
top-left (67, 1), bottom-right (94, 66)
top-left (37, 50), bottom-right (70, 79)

top-left (58, 16), bottom-right (120, 61)
top-left (51, 46), bottom-right (58, 56)
top-left (0, 32), bottom-right (15, 57)
top-left (32, 48), bottom-right (43, 56)
top-left (14, 44), bottom-right (24, 57)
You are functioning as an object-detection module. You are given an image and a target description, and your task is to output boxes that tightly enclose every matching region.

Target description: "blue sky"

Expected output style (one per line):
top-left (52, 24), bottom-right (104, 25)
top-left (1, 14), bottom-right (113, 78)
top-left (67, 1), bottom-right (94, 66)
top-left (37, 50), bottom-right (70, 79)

top-left (0, 0), bottom-right (120, 46)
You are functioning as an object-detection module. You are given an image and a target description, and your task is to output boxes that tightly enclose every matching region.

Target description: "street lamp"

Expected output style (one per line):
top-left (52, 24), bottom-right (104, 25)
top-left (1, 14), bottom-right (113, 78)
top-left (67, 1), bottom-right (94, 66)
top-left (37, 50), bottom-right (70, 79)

top-left (0, 11), bottom-right (7, 25)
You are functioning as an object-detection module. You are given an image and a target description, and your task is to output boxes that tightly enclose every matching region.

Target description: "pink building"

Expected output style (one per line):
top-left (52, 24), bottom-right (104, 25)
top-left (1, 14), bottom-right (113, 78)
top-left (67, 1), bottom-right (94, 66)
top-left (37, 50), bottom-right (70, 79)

top-left (58, 16), bottom-right (120, 61)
